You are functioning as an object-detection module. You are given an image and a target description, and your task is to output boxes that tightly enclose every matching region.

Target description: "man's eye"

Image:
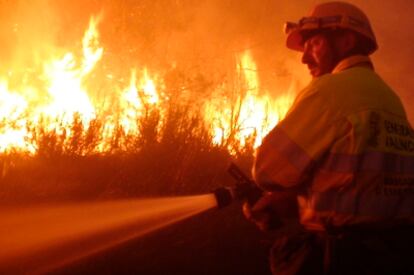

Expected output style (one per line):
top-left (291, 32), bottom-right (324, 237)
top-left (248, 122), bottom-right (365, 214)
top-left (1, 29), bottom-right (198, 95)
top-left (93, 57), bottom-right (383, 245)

top-left (312, 39), bottom-right (323, 48)
top-left (312, 38), bottom-right (322, 45)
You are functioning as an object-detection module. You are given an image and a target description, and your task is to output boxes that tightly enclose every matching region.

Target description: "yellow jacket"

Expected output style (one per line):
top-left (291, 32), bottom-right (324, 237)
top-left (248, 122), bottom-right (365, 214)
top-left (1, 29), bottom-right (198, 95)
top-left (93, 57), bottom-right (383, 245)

top-left (253, 55), bottom-right (414, 230)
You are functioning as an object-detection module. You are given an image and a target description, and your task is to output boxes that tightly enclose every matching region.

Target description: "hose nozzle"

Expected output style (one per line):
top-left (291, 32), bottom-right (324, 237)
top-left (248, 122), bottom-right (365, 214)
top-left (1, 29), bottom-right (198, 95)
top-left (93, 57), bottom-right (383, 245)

top-left (213, 187), bottom-right (234, 209)
top-left (212, 163), bottom-right (263, 209)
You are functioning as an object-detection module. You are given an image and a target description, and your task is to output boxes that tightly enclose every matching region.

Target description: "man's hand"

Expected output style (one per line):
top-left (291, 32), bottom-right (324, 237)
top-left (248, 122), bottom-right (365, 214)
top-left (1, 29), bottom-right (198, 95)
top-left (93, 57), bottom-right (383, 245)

top-left (242, 191), bottom-right (298, 232)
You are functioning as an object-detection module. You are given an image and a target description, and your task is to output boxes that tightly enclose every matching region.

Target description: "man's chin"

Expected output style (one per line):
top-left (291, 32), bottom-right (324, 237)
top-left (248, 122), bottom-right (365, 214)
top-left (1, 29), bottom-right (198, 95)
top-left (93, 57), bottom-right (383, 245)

top-left (310, 69), bottom-right (330, 78)
top-left (310, 68), bottom-right (319, 78)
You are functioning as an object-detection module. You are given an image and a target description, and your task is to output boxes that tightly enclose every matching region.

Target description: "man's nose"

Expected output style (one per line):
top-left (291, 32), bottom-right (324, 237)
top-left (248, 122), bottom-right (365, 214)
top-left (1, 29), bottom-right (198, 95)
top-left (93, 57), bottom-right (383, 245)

top-left (301, 50), bottom-right (311, 64)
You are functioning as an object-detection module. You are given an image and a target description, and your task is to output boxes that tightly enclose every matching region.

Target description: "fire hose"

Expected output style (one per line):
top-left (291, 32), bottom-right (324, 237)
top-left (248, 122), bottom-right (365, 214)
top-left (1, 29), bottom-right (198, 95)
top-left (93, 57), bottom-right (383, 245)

top-left (213, 163), bottom-right (286, 229)
top-left (213, 163), bottom-right (262, 208)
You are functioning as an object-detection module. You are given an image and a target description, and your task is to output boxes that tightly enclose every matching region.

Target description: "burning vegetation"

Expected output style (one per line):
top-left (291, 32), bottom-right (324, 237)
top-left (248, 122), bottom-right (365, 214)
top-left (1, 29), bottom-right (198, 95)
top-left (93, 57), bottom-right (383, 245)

top-left (0, 1), bottom-right (298, 202)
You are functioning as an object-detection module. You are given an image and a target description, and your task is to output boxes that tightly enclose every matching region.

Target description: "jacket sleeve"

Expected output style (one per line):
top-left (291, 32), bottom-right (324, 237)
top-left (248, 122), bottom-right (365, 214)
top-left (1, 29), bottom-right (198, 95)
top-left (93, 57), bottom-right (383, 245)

top-left (253, 86), bottom-right (344, 191)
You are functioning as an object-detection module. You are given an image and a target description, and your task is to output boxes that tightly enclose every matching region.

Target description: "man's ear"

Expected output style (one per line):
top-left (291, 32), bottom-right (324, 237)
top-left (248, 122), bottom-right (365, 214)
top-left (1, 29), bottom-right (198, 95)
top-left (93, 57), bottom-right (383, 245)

top-left (337, 31), bottom-right (357, 54)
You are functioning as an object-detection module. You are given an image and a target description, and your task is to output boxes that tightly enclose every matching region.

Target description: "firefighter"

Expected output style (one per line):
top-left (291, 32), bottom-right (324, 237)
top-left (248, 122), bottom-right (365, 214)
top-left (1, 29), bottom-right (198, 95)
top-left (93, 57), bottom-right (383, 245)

top-left (243, 2), bottom-right (414, 274)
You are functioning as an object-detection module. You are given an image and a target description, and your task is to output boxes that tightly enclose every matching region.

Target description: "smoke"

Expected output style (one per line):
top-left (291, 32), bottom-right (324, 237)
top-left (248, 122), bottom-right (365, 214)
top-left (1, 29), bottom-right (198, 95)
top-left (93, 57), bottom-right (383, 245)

top-left (0, 0), bottom-right (412, 122)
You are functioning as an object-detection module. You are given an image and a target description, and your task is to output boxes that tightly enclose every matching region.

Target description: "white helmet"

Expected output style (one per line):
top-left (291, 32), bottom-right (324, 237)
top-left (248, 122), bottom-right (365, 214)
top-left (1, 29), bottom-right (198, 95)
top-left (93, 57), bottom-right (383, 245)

top-left (284, 2), bottom-right (377, 54)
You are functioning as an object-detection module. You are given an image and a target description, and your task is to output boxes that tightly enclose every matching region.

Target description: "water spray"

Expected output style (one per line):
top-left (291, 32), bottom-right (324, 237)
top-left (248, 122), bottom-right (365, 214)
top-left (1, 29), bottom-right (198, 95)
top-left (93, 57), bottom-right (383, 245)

top-left (0, 163), bottom-right (261, 274)
top-left (0, 195), bottom-right (218, 274)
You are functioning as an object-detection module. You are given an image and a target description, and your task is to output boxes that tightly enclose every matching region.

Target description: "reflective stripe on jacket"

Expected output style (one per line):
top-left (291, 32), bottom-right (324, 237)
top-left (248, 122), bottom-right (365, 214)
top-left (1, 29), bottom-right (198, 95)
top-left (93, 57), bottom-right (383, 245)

top-left (253, 55), bottom-right (414, 230)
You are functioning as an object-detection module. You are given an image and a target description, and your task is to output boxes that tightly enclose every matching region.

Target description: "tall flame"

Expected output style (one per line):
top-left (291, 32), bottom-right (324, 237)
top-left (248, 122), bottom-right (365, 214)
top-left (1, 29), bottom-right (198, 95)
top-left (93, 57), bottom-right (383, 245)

top-left (120, 68), bottom-right (161, 135)
top-left (207, 51), bottom-right (293, 151)
top-left (42, 16), bottom-right (103, 126)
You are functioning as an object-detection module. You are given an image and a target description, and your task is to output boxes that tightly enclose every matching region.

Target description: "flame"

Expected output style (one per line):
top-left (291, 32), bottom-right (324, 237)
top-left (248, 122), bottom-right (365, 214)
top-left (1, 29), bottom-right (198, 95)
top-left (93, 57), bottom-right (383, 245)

top-left (42, 16), bottom-right (103, 125)
top-left (207, 51), bottom-right (293, 151)
top-left (0, 15), bottom-right (294, 155)
top-left (0, 16), bottom-right (104, 153)
top-left (0, 80), bottom-right (34, 153)
top-left (82, 16), bottom-right (104, 76)
top-left (120, 68), bottom-right (161, 135)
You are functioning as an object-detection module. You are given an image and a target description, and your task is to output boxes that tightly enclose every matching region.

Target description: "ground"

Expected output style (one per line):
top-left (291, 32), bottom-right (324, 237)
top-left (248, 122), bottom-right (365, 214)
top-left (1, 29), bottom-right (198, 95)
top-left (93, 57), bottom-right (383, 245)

top-left (53, 204), bottom-right (272, 275)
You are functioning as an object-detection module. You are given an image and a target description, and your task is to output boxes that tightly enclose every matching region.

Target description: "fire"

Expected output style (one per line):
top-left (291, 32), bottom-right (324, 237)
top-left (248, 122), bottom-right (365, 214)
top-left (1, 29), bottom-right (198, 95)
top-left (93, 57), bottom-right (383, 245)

top-left (82, 16), bottom-right (104, 76)
top-left (207, 51), bottom-right (293, 151)
top-left (42, 16), bottom-right (103, 127)
top-left (120, 68), bottom-right (161, 135)
top-left (0, 15), bottom-right (294, 155)
top-left (0, 80), bottom-right (33, 153)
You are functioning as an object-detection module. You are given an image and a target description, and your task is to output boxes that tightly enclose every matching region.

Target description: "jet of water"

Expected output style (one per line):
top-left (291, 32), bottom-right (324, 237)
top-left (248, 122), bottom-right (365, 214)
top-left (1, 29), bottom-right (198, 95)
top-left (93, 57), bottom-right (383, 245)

top-left (0, 194), bottom-right (217, 274)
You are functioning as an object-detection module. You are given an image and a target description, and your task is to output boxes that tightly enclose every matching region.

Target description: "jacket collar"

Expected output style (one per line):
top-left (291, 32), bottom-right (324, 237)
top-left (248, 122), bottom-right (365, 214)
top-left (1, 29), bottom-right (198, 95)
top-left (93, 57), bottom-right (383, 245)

top-left (332, 55), bottom-right (374, 74)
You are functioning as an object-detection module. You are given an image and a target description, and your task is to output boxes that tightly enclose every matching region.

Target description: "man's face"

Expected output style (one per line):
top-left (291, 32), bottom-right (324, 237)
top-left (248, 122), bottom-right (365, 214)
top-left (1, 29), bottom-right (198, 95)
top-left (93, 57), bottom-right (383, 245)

top-left (301, 33), bottom-right (336, 78)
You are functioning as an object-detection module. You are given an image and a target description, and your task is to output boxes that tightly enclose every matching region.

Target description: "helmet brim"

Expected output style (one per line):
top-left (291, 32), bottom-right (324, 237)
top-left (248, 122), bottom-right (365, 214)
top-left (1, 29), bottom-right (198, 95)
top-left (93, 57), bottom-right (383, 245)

top-left (286, 28), bottom-right (322, 52)
top-left (286, 28), bottom-right (305, 52)
top-left (286, 26), bottom-right (378, 55)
